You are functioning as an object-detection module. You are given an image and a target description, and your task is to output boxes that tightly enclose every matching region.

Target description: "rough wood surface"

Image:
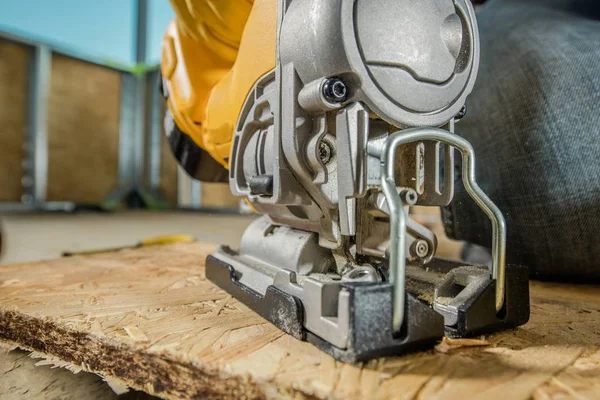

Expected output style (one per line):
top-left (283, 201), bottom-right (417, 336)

top-left (0, 39), bottom-right (28, 202)
top-left (47, 54), bottom-right (121, 204)
top-left (0, 243), bottom-right (598, 400)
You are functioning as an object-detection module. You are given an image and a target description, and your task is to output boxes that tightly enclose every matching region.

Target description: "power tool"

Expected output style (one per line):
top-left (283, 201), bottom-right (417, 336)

top-left (161, 0), bottom-right (530, 363)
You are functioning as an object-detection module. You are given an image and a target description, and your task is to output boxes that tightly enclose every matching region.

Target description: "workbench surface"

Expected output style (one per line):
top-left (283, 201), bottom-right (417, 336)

top-left (0, 242), bottom-right (598, 399)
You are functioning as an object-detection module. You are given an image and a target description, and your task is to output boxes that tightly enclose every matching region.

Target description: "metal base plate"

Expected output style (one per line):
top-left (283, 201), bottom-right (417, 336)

top-left (206, 254), bottom-right (530, 363)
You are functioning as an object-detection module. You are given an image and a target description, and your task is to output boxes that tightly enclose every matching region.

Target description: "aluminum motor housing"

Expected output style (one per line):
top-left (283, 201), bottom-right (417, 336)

top-left (229, 0), bottom-right (481, 249)
top-left (280, 0), bottom-right (480, 128)
top-left (210, 0), bottom-right (527, 361)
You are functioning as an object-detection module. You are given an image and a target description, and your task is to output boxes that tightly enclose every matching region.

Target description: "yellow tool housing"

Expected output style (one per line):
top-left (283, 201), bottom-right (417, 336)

top-left (161, 0), bottom-right (277, 169)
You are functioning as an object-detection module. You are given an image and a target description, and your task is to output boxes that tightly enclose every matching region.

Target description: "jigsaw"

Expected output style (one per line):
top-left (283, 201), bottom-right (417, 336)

top-left (161, 0), bottom-right (530, 363)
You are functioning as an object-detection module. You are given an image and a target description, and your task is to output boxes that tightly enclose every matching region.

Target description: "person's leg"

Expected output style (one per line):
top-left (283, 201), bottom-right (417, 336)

top-left (444, 0), bottom-right (600, 281)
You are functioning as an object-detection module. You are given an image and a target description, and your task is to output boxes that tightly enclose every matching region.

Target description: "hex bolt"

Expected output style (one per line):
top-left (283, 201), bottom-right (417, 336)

top-left (322, 77), bottom-right (348, 103)
top-left (454, 105), bottom-right (468, 121)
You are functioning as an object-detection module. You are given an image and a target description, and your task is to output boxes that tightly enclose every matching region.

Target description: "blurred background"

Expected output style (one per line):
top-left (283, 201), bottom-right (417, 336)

top-left (0, 0), bottom-right (260, 265)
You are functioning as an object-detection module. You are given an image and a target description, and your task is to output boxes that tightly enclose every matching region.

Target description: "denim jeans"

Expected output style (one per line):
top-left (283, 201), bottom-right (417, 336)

top-left (443, 0), bottom-right (600, 281)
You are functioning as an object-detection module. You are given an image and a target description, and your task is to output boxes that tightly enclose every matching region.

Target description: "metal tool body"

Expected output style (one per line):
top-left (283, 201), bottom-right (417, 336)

top-left (192, 0), bottom-right (530, 362)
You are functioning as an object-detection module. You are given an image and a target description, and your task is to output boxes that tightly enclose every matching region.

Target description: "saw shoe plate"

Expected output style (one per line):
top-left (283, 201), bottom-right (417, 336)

top-left (206, 249), bottom-right (530, 363)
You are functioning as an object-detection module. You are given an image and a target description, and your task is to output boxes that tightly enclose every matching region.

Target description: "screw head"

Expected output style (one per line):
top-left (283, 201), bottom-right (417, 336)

top-left (323, 78), bottom-right (348, 103)
top-left (318, 141), bottom-right (333, 164)
top-left (413, 240), bottom-right (429, 259)
top-left (455, 105), bottom-right (468, 121)
top-left (401, 189), bottom-right (418, 206)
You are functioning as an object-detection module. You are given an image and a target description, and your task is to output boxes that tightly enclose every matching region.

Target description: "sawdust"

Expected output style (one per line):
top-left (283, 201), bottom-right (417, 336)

top-left (435, 337), bottom-right (490, 354)
top-left (405, 277), bottom-right (434, 305)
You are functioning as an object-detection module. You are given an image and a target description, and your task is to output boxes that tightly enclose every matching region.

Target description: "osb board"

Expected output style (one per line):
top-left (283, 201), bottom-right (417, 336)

top-left (201, 183), bottom-right (240, 209)
top-left (47, 54), bottom-right (121, 204)
top-left (0, 243), bottom-right (598, 400)
top-left (0, 39), bottom-right (28, 202)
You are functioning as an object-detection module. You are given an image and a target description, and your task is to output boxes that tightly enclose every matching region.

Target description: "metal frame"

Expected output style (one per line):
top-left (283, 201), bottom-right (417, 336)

top-left (117, 73), bottom-right (136, 190)
top-left (108, 0), bottom-right (206, 210)
top-left (0, 27), bottom-right (132, 213)
top-left (0, 37), bottom-right (77, 213)
top-left (0, 32), bottom-right (142, 212)
top-left (23, 45), bottom-right (51, 206)
top-left (133, 0), bottom-right (148, 192)
top-left (0, 2), bottom-right (234, 213)
top-left (147, 70), bottom-right (163, 191)
top-left (379, 127), bottom-right (507, 332)
top-left (0, 0), bottom-right (167, 212)
top-left (108, 70), bottom-right (154, 207)
top-left (106, 0), bottom-right (163, 208)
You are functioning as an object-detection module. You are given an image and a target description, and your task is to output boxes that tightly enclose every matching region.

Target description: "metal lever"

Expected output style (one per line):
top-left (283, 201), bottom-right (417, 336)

top-left (380, 127), bottom-right (507, 333)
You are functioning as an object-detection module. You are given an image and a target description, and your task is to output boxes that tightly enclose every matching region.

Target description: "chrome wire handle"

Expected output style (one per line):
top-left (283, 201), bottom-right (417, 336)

top-left (380, 127), bottom-right (506, 333)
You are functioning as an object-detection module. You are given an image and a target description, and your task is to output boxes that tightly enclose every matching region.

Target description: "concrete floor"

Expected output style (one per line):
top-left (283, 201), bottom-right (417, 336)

top-left (0, 211), bottom-right (254, 265)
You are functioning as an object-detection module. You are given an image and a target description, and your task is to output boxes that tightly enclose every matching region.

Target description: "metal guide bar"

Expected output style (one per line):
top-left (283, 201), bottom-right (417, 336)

top-left (379, 127), bottom-right (507, 333)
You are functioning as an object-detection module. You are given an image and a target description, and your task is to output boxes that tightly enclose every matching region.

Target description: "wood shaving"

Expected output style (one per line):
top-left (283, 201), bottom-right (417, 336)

top-left (435, 336), bottom-right (490, 354)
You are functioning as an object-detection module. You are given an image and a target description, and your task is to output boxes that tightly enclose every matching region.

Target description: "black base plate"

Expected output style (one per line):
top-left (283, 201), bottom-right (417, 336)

top-left (206, 254), bottom-right (530, 363)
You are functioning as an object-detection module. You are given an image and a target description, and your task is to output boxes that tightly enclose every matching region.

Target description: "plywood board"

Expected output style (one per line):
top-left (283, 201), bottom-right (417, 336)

top-left (0, 243), bottom-right (598, 399)
top-left (47, 54), bottom-right (121, 204)
top-left (0, 39), bottom-right (28, 202)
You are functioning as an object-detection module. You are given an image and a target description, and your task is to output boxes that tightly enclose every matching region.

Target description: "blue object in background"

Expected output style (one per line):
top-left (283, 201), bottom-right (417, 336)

top-left (0, 0), bottom-right (173, 67)
top-left (148, 0), bottom-right (174, 65)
